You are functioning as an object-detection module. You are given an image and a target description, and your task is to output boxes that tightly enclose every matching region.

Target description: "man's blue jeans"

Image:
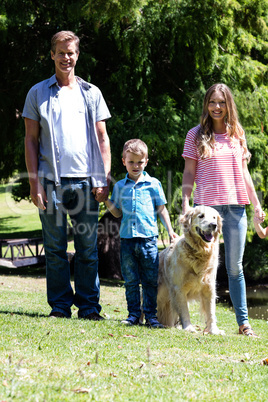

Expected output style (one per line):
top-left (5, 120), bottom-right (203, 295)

top-left (211, 205), bottom-right (249, 326)
top-left (39, 177), bottom-right (101, 318)
top-left (120, 237), bottom-right (159, 320)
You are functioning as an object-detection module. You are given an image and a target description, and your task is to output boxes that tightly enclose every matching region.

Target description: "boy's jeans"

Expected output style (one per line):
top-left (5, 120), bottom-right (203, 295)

top-left (39, 177), bottom-right (101, 318)
top-left (120, 236), bottom-right (159, 320)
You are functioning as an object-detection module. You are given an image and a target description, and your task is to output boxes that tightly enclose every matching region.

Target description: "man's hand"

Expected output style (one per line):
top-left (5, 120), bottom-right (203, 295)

top-left (30, 181), bottom-right (47, 210)
top-left (92, 186), bottom-right (109, 203)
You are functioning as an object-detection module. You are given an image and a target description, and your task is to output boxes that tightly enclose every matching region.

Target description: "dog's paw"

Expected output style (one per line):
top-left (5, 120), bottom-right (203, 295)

top-left (183, 324), bottom-right (197, 333)
top-left (204, 326), bottom-right (225, 335)
top-left (215, 329), bottom-right (225, 336)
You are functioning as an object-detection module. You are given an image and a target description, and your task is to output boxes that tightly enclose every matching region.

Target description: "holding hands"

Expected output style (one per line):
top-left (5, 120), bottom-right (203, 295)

top-left (253, 205), bottom-right (265, 224)
top-left (253, 205), bottom-right (267, 239)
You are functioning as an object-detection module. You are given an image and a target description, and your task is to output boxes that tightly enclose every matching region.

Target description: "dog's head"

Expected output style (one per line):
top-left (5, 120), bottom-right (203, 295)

top-left (180, 206), bottom-right (222, 244)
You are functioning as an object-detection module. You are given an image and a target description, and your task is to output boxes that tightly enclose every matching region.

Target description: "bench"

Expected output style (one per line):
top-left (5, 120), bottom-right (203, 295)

top-left (0, 238), bottom-right (45, 268)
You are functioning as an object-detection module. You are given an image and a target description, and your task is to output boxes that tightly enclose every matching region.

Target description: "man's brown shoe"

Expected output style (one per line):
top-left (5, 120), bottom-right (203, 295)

top-left (81, 312), bottom-right (105, 321)
top-left (49, 311), bottom-right (69, 318)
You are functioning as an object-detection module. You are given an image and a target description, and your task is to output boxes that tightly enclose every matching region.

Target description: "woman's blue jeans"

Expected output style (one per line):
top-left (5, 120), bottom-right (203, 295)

top-left (120, 237), bottom-right (159, 320)
top-left (211, 205), bottom-right (249, 326)
top-left (39, 177), bottom-right (101, 318)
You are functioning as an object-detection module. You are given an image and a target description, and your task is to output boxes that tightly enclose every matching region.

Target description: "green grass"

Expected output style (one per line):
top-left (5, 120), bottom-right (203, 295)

top-left (0, 183), bottom-right (42, 239)
top-left (0, 183), bottom-right (76, 255)
top-left (0, 185), bottom-right (267, 400)
top-left (0, 273), bottom-right (267, 401)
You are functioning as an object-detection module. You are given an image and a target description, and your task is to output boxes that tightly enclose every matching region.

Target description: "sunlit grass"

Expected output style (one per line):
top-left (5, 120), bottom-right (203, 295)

top-left (0, 183), bottom-right (42, 238)
top-left (0, 274), bottom-right (267, 401)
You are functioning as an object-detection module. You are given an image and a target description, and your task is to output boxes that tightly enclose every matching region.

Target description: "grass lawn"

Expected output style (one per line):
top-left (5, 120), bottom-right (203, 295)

top-left (0, 183), bottom-right (42, 239)
top-left (0, 183), bottom-right (76, 255)
top-left (0, 185), bottom-right (267, 401)
top-left (0, 272), bottom-right (268, 401)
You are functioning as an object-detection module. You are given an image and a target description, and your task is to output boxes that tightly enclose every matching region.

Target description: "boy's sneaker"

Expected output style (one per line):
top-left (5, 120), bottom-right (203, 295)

top-left (145, 317), bottom-right (164, 328)
top-left (121, 316), bottom-right (140, 326)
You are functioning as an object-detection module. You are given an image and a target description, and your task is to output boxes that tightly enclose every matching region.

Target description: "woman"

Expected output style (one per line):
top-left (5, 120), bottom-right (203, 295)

top-left (182, 83), bottom-right (265, 337)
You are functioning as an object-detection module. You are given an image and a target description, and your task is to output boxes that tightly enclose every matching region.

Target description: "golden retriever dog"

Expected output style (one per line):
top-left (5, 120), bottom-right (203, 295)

top-left (157, 205), bottom-right (225, 335)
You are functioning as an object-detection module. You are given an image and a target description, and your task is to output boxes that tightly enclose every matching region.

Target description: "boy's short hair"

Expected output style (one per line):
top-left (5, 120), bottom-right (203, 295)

top-left (51, 31), bottom-right (80, 54)
top-left (123, 139), bottom-right (148, 159)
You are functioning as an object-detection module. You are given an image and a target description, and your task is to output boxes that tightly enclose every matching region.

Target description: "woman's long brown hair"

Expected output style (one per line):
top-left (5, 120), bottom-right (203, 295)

top-left (197, 83), bottom-right (250, 160)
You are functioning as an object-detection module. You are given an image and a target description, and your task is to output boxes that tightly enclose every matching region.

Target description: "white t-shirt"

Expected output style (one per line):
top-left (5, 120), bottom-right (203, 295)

top-left (53, 83), bottom-right (90, 177)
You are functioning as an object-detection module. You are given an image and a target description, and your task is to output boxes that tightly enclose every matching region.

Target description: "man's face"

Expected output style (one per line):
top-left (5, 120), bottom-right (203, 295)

top-left (51, 40), bottom-right (79, 76)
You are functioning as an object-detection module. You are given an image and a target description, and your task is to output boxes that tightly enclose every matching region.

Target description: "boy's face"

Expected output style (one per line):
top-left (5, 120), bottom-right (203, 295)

top-left (122, 152), bottom-right (148, 182)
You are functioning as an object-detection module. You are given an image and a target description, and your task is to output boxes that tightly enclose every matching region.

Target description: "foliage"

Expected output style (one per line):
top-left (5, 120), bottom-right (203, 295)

top-left (1, 1), bottom-right (268, 243)
top-left (0, 273), bottom-right (268, 401)
top-left (244, 234), bottom-right (268, 280)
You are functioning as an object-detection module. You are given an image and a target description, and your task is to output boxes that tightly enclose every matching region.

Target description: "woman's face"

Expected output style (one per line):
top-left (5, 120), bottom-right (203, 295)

top-left (207, 89), bottom-right (227, 123)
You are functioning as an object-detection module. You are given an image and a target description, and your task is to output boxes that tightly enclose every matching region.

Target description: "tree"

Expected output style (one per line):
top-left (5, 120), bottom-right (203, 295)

top-left (91, 0), bottom-right (268, 213)
top-left (1, 0), bottom-right (268, 217)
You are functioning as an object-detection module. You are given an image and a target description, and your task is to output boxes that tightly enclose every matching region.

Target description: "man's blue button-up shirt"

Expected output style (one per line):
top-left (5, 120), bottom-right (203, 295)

top-left (22, 74), bottom-right (111, 187)
top-left (111, 172), bottom-right (167, 238)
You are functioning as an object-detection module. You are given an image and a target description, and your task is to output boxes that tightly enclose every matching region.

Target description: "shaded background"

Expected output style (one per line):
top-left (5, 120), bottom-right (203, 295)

top-left (1, 0), bottom-right (268, 281)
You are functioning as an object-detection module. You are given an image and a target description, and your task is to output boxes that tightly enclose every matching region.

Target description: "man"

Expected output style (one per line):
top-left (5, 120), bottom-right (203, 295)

top-left (23, 31), bottom-right (111, 320)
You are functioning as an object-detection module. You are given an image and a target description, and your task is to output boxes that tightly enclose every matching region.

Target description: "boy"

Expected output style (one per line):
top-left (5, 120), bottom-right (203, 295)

top-left (105, 139), bottom-right (178, 327)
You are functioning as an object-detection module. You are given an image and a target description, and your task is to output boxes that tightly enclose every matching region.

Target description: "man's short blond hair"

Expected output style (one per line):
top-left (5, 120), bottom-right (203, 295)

top-left (51, 31), bottom-right (80, 54)
top-left (122, 139), bottom-right (148, 159)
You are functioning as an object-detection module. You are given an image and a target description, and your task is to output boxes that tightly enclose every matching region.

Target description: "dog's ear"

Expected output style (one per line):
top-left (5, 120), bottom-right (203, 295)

top-left (216, 214), bottom-right (223, 235)
top-left (180, 208), bottom-right (194, 232)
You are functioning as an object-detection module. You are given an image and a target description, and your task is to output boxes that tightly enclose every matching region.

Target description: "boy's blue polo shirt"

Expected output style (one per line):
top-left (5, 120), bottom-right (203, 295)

top-left (110, 172), bottom-right (167, 238)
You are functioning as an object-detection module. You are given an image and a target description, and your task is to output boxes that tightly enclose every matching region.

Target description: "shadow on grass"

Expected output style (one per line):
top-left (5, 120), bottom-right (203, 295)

top-left (100, 278), bottom-right (124, 288)
top-left (0, 309), bottom-right (48, 318)
top-left (0, 216), bottom-right (21, 235)
top-left (0, 228), bottom-right (43, 240)
top-left (0, 310), bottom-right (126, 323)
top-left (0, 266), bottom-right (46, 277)
top-left (0, 265), bottom-right (123, 288)
top-left (0, 185), bottom-right (8, 195)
